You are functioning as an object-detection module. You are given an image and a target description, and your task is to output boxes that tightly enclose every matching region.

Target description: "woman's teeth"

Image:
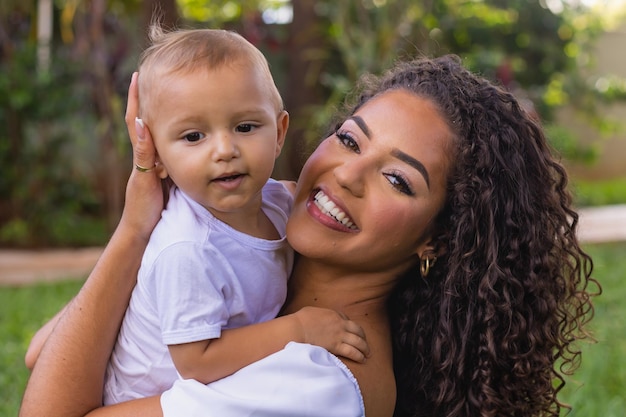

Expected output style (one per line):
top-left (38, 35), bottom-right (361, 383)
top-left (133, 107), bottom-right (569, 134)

top-left (314, 191), bottom-right (357, 230)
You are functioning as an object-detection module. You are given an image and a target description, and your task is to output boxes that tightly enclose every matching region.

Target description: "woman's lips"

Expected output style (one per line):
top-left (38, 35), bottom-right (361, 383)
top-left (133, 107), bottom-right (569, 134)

top-left (310, 189), bottom-right (358, 231)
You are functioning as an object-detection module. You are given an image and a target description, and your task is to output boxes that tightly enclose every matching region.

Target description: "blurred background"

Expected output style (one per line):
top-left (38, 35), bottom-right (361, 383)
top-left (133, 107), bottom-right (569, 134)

top-left (1, 1), bottom-right (626, 415)
top-left (1, 0), bottom-right (626, 248)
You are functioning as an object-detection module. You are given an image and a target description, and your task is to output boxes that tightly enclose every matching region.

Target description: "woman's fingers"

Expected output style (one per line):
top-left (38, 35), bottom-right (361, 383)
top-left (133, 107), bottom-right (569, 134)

top-left (125, 72), bottom-right (140, 146)
top-left (133, 118), bottom-right (157, 173)
top-left (119, 73), bottom-right (163, 241)
top-left (126, 72), bottom-right (157, 175)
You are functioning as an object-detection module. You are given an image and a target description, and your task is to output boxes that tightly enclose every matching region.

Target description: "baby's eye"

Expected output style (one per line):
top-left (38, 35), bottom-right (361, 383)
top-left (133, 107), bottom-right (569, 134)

top-left (236, 123), bottom-right (256, 133)
top-left (183, 132), bottom-right (205, 142)
top-left (336, 130), bottom-right (360, 153)
top-left (383, 172), bottom-right (414, 196)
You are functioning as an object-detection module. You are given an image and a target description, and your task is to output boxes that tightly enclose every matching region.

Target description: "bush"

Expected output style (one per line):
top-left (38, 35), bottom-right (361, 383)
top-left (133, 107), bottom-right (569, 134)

top-left (0, 44), bottom-right (109, 247)
top-left (572, 177), bottom-right (626, 207)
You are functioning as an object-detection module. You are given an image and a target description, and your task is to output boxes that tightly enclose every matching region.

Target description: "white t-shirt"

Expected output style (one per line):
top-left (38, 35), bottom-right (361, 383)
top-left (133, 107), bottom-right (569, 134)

top-left (161, 342), bottom-right (365, 417)
top-left (104, 179), bottom-right (293, 404)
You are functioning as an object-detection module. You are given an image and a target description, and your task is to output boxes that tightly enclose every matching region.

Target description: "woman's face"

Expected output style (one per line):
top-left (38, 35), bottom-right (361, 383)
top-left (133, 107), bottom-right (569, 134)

top-left (287, 90), bottom-right (453, 274)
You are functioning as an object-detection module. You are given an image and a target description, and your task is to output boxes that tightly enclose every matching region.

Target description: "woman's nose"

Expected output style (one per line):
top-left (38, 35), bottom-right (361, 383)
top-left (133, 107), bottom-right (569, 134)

top-left (333, 158), bottom-right (366, 197)
top-left (212, 133), bottom-right (240, 162)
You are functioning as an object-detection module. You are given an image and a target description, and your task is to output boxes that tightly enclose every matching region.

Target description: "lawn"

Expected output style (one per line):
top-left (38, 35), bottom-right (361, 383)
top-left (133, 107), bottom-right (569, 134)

top-left (1, 242), bottom-right (625, 416)
top-left (558, 242), bottom-right (626, 416)
top-left (0, 279), bottom-right (83, 415)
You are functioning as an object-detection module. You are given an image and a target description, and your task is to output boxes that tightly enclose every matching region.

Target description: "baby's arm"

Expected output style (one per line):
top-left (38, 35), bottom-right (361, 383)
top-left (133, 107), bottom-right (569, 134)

top-left (168, 306), bottom-right (368, 384)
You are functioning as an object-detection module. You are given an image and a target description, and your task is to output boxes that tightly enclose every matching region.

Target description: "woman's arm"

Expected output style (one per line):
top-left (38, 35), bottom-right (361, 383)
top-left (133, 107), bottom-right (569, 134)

top-left (19, 73), bottom-right (165, 417)
top-left (24, 304), bottom-right (68, 370)
top-left (19, 226), bottom-right (161, 417)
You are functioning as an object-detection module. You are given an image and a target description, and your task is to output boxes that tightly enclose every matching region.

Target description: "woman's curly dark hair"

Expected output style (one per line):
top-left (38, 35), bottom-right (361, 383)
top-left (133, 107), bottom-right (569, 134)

top-left (342, 55), bottom-right (599, 417)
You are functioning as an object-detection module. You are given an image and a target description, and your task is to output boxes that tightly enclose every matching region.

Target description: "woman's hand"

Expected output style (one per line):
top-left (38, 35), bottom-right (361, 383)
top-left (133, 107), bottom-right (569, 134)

top-left (119, 72), bottom-right (164, 243)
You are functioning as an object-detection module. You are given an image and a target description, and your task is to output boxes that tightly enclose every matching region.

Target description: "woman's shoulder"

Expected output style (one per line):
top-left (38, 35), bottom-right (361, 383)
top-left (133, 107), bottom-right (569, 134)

top-left (343, 329), bottom-right (396, 417)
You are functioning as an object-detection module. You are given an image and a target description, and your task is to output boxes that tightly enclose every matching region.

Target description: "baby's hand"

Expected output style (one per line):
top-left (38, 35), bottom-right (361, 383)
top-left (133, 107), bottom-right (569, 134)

top-left (293, 306), bottom-right (370, 363)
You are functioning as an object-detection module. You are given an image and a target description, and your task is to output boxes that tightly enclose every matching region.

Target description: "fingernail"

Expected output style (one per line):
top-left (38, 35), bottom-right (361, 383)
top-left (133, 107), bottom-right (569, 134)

top-left (135, 117), bottom-right (144, 139)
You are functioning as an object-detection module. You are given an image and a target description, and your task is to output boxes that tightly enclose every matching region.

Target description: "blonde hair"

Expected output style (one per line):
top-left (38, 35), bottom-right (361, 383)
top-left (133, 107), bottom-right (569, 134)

top-left (137, 25), bottom-right (283, 119)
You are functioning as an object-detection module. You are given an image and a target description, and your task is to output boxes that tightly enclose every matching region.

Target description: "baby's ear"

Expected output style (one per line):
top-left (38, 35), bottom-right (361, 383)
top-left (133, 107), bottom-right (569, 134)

top-left (274, 110), bottom-right (289, 157)
top-left (154, 158), bottom-right (169, 179)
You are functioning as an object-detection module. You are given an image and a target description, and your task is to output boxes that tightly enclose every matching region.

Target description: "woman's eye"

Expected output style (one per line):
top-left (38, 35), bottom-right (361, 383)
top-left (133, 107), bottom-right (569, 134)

top-left (336, 130), bottom-right (360, 153)
top-left (384, 173), bottom-right (414, 196)
top-left (236, 123), bottom-right (255, 133)
top-left (183, 132), bottom-right (204, 142)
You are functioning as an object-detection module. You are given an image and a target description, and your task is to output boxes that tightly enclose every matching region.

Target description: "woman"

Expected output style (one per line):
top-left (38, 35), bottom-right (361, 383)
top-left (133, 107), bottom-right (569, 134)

top-left (20, 55), bottom-right (597, 417)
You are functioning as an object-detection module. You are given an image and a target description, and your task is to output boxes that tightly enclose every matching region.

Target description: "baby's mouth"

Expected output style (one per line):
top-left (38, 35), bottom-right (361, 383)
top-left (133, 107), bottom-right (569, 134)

top-left (313, 190), bottom-right (358, 230)
top-left (214, 173), bottom-right (244, 182)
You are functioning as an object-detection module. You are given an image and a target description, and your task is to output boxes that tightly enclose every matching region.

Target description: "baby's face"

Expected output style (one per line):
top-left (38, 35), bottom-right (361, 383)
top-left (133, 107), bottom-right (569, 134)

top-left (144, 64), bottom-right (287, 222)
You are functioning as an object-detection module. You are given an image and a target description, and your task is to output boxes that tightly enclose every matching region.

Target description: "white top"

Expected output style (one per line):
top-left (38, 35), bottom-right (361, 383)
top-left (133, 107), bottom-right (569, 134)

top-left (161, 342), bottom-right (365, 417)
top-left (104, 179), bottom-right (293, 404)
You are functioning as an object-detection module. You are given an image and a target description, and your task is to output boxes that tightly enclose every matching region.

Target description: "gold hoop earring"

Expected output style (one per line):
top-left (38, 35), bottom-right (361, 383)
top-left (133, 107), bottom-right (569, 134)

top-left (420, 256), bottom-right (437, 278)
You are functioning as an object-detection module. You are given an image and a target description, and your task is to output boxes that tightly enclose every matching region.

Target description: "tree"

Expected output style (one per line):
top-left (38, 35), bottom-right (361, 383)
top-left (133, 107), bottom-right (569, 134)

top-left (1, 0), bottom-right (622, 246)
top-left (290, 0), bottom-right (622, 171)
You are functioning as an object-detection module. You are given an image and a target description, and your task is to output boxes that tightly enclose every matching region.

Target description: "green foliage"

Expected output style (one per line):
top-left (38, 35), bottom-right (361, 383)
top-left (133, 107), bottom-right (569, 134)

top-left (594, 74), bottom-right (626, 102)
top-left (572, 177), bottom-right (626, 206)
top-left (546, 123), bottom-right (599, 165)
top-left (0, 44), bottom-right (108, 247)
top-left (299, 0), bottom-right (621, 162)
top-left (1, 0), bottom-right (623, 247)
top-left (438, 0), bottom-right (572, 87)
top-left (178, 0), bottom-right (287, 26)
top-left (178, 0), bottom-right (247, 23)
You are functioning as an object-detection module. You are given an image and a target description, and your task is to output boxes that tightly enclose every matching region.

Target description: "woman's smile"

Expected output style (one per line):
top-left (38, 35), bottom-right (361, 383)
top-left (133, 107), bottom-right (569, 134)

top-left (309, 189), bottom-right (358, 231)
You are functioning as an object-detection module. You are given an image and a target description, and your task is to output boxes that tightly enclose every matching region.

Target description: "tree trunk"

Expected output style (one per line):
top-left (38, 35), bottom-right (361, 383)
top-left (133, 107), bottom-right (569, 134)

top-left (36, 0), bottom-right (53, 72)
top-left (277, 0), bottom-right (329, 180)
top-left (87, 0), bottom-right (126, 229)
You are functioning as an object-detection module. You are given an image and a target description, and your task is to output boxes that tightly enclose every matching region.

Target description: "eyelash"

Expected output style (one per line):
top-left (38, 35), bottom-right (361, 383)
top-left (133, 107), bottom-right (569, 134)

top-left (182, 123), bottom-right (258, 142)
top-left (335, 129), bottom-right (360, 153)
top-left (384, 171), bottom-right (414, 196)
top-left (183, 132), bottom-right (204, 142)
top-left (334, 127), bottom-right (414, 196)
top-left (236, 123), bottom-right (257, 133)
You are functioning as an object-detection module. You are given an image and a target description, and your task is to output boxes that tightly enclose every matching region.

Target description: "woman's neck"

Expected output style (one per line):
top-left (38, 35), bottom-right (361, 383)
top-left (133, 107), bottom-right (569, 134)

top-left (283, 256), bottom-right (399, 417)
top-left (282, 257), bottom-right (397, 321)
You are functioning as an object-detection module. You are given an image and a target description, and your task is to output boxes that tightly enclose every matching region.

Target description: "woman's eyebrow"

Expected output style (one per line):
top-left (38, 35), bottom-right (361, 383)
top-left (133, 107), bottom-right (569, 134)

top-left (349, 114), bottom-right (430, 188)
top-left (391, 149), bottom-right (430, 189)
top-left (349, 115), bottom-right (371, 138)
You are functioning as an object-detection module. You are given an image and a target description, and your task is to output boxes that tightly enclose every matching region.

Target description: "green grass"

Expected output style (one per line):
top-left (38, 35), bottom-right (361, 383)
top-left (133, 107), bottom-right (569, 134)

top-left (0, 279), bottom-right (83, 416)
top-left (1, 244), bottom-right (625, 415)
top-left (559, 242), bottom-right (626, 416)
